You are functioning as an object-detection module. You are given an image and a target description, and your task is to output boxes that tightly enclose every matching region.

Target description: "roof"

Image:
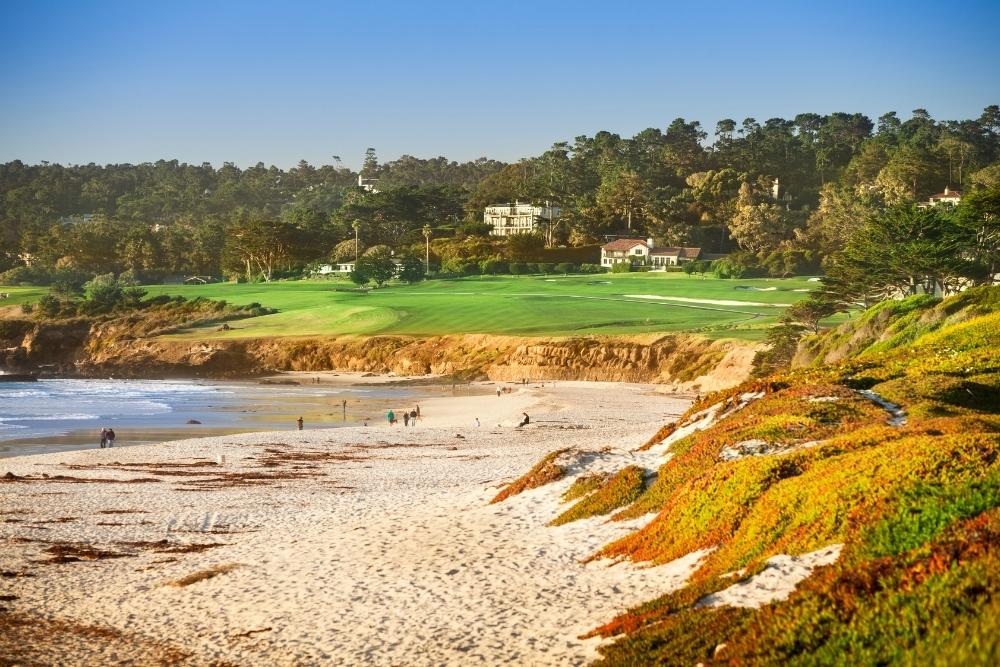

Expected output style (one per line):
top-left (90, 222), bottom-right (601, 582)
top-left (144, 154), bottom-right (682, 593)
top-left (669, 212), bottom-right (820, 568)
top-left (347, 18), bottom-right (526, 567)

top-left (601, 239), bottom-right (648, 251)
top-left (649, 247), bottom-right (702, 258)
top-left (930, 190), bottom-right (962, 199)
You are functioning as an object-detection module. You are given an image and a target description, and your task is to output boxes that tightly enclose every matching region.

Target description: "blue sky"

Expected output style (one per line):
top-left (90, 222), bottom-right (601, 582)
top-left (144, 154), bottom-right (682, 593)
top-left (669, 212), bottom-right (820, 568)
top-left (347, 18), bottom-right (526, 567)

top-left (1, 0), bottom-right (998, 169)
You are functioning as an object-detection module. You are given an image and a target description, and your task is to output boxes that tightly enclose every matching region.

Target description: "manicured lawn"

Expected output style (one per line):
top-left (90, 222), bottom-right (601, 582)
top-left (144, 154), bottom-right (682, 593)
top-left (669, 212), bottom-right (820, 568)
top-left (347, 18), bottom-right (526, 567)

top-left (0, 286), bottom-right (47, 307)
top-left (1, 273), bottom-right (822, 340)
top-left (137, 273), bottom-right (819, 340)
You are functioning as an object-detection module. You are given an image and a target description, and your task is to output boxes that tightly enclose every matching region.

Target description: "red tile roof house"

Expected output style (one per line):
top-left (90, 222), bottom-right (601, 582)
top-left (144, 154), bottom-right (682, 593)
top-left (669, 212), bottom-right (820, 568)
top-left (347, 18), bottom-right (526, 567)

top-left (928, 187), bottom-right (962, 205)
top-left (600, 238), bottom-right (702, 270)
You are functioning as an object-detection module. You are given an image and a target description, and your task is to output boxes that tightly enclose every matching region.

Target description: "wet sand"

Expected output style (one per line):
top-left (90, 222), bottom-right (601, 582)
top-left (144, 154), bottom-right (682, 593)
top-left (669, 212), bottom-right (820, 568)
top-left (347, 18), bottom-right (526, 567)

top-left (1, 376), bottom-right (491, 458)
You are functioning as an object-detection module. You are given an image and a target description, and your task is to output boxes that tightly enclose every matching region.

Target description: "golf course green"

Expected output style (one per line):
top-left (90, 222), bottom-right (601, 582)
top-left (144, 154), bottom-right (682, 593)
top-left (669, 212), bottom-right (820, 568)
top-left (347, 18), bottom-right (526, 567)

top-left (125, 273), bottom-right (820, 340)
top-left (1, 274), bottom-right (823, 340)
top-left (0, 286), bottom-right (46, 306)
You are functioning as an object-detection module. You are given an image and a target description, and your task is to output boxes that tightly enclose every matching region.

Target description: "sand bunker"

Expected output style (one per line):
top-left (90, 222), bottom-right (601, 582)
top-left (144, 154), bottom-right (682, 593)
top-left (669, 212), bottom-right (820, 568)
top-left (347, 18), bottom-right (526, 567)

top-left (625, 294), bottom-right (792, 308)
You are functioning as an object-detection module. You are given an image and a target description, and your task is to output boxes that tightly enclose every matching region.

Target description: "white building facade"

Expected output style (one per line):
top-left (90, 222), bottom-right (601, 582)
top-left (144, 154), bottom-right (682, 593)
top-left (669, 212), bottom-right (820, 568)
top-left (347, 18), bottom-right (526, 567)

top-left (484, 201), bottom-right (560, 237)
top-left (600, 238), bottom-right (701, 269)
top-left (312, 262), bottom-right (356, 275)
top-left (600, 239), bottom-right (650, 267)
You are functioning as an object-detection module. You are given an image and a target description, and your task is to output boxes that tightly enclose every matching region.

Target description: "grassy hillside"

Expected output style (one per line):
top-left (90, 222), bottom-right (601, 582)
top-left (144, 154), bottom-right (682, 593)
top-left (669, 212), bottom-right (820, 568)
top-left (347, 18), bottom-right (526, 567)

top-left (795, 287), bottom-right (1000, 366)
top-left (495, 286), bottom-right (1000, 665)
top-left (128, 274), bottom-right (814, 340)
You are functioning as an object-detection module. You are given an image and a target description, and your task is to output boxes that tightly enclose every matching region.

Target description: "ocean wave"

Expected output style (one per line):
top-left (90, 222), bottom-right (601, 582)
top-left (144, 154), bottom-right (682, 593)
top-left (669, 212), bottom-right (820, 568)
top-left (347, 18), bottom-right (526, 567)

top-left (12, 413), bottom-right (101, 422)
top-left (39, 379), bottom-right (220, 397)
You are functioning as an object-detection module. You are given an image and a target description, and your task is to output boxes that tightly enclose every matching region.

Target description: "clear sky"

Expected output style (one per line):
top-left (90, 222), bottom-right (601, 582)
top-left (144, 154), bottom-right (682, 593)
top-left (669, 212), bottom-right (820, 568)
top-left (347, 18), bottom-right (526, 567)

top-left (1, 0), bottom-right (998, 169)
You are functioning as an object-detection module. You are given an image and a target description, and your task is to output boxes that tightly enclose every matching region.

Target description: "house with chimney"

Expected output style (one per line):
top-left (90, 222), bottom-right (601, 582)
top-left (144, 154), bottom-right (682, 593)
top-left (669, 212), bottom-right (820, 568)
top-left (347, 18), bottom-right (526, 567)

top-left (927, 187), bottom-right (962, 206)
top-left (600, 238), bottom-right (702, 270)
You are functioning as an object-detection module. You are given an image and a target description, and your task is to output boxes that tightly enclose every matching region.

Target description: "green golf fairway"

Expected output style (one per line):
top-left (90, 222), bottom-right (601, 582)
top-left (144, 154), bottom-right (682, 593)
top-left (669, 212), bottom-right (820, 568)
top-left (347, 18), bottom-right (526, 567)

top-left (2, 274), bottom-right (822, 340)
top-left (130, 273), bottom-right (820, 340)
top-left (0, 286), bottom-right (47, 306)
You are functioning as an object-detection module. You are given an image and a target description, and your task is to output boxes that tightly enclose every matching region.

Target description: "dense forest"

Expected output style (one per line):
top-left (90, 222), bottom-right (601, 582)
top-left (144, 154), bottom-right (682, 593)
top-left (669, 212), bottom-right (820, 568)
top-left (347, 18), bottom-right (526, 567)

top-left (1, 106), bottom-right (999, 285)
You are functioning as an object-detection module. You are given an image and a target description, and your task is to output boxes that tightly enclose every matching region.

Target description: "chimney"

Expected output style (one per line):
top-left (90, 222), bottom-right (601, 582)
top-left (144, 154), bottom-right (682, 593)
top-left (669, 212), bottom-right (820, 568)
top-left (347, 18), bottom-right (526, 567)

top-left (646, 237), bottom-right (654, 248)
top-left (944, 187), bottom-right (950, 195)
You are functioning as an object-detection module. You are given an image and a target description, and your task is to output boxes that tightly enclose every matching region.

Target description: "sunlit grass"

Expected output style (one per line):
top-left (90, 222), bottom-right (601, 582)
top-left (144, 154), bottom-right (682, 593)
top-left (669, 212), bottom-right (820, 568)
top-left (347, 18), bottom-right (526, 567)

top-left (87, 274), bottom-right (822, 340)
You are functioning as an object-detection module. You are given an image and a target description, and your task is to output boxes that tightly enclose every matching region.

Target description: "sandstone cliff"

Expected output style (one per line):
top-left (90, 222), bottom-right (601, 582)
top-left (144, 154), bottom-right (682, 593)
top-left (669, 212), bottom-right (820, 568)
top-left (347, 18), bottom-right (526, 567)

top-left (1, 317), bottom-right (758, 391)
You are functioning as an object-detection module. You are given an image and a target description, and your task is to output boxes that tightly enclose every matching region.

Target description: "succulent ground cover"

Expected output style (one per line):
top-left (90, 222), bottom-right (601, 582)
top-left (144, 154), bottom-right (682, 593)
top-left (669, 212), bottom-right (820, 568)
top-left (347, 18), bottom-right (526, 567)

top-left (490, 448), bottom-right (571, 504)
top-left (505, 287), bottom-right (1000, 665)
top-left (550, 466), bottom-right (646, 526)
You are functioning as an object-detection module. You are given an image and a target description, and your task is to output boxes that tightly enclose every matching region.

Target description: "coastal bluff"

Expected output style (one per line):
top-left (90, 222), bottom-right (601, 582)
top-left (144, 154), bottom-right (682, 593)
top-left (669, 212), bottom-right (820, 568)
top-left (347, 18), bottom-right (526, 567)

top-left (1, 318), bottom-right (756, 391)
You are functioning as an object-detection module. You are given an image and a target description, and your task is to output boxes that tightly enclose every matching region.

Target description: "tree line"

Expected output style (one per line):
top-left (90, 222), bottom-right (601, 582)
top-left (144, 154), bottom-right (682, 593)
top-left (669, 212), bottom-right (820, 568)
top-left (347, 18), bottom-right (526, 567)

top-left (2, 106), bottom-right (999, 284)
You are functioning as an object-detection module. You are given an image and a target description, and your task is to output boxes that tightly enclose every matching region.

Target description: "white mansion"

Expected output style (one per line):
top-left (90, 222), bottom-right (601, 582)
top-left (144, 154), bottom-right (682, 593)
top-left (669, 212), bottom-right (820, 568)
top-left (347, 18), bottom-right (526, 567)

top-left (484, 201), bottom-right (560, 237)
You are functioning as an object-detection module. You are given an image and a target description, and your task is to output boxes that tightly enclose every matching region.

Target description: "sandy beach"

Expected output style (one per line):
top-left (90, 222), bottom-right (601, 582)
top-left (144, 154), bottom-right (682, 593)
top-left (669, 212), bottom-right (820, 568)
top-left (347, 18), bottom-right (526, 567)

top-left (1, 381), bottom-right (693, 665)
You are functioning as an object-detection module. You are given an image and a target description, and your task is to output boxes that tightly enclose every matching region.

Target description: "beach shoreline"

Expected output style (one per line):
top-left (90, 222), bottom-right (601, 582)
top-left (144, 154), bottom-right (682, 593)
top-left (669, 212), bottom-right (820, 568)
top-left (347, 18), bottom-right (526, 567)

top-left (0, 375), bottom-right (504, 458)
top-left (1, 380), bottom-right (692, 665)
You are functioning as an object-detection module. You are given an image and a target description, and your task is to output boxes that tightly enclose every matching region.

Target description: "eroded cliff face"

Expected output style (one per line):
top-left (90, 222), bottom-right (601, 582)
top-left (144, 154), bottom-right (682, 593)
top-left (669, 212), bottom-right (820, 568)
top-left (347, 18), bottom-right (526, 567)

top-left (2, 317), bottom-right (759, 391)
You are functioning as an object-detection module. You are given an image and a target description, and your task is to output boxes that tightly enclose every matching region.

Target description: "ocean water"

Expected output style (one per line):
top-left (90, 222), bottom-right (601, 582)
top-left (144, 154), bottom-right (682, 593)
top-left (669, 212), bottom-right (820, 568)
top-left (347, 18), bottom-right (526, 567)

top-left (0, 378), bottom-right (457, 457)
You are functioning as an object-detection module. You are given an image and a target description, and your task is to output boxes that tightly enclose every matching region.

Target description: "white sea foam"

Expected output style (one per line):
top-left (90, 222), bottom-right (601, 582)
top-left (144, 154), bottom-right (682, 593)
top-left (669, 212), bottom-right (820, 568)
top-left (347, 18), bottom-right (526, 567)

top-left (10, 413), bottom-right (101, 421)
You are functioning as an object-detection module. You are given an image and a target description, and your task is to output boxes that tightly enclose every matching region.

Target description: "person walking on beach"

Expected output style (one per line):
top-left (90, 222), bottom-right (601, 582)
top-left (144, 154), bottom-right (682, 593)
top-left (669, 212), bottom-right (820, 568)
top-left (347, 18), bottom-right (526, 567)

top-left (497, 386), bottom-right (502, 398)
top-left (106, 428), bottom-right (116, 447)
top-left (387, 409), bottom-right (395, 425)
top-left (403, 411), bottom-right (409, 427)
top-left (296, 416), bottom-right (304, 430)
top-left (100, 427), bottom-right (108, 449)
top-left (409, 409), bottom-right (417, 426)
top-left (475, 417), bottom-right (480, 428)
top-left (415, 405), bottom-right (420, 418)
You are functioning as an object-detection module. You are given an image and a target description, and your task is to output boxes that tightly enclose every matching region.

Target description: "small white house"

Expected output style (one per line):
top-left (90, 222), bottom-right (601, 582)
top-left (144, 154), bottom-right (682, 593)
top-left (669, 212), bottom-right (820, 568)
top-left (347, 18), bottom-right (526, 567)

top-left (600, 239), bottom-right (650, 267)
top-left (358, 174), bottom-right (379, 193)
top-left (649, 247), bottom-right (702, 267)
top-left (927, 187), bottom-right (962, 206)
top-left (601, 238), bottom-right (702, 269)
top-left (312, 262), bottom-right (356, 276)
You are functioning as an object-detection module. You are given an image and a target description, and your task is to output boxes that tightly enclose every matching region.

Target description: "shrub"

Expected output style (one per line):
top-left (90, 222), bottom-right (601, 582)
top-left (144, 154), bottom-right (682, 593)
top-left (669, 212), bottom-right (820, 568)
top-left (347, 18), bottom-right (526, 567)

top-left (711, 257), bottom-right (745, 279)
top-left (0, 265), bottom-right (52, 286)
top-left (397, 255), bottom-right (426, 284)
top-left (36, 294), bottom-right (63, 318)
top-left (348, 268), bottom-right (370, 286)
top-left (713, 252), bottom-right (764, 279)
top-left (509, 262), bottom-right (528, 276)
top-left (506, 232), bottom-right (545, 261)
top-left (611, 261), bottom-right (632, 273)
top-left (82, 273), bottom-right (125, 312)
top-left (481, 259), bottom-right (508, 275)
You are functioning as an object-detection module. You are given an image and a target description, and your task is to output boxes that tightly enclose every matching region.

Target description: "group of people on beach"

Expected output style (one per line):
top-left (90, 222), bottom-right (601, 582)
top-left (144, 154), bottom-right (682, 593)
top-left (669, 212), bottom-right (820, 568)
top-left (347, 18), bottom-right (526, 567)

top-left (387, 405), bottom-right (420, 426)
top-left (99, 427), bottom-right (116, 448)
